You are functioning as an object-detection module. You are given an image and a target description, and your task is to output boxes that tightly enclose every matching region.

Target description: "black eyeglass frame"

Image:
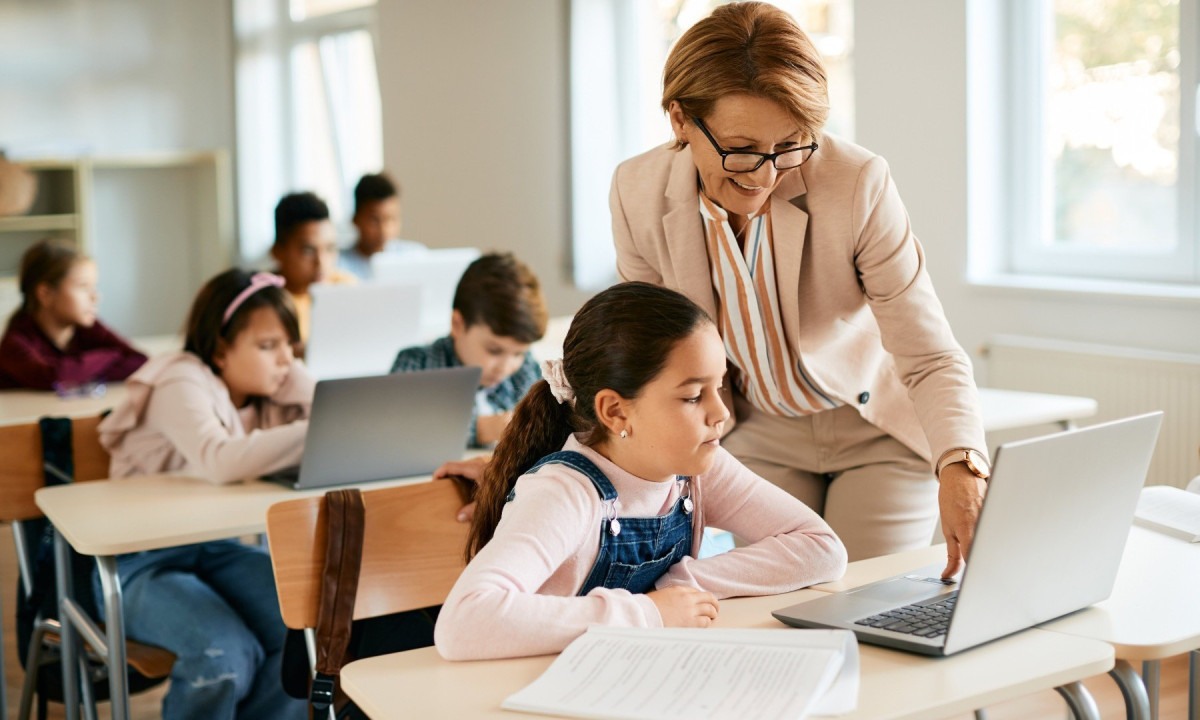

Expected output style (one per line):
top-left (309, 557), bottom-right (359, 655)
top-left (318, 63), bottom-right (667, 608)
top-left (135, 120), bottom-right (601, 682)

top-left (691, 116), bottom-right (818, 173)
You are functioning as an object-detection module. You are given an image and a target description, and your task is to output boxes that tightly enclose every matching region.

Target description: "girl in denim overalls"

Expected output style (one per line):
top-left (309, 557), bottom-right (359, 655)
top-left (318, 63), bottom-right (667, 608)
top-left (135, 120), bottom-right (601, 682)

top-left (435, 283), bottom-right (847, 661)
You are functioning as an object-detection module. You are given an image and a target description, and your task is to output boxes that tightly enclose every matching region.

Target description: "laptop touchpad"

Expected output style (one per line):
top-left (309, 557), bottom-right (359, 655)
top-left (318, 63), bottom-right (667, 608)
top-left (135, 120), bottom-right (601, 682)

top-left (847, 576), bottom-right (949, 605)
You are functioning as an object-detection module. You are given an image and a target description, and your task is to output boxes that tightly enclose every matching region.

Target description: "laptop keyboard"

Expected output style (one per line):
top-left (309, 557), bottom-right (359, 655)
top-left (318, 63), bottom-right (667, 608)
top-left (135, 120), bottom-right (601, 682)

top-left (854, 592), bottom-right (958, 638)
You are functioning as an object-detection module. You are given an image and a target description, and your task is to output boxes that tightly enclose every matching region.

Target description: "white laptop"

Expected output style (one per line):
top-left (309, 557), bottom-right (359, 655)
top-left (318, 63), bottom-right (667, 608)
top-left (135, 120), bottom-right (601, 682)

top-left (773, 412), bottom-right (1163, 656)
top-left (265, 367), bottom-right (482, 490)
top-left (306, 283), bottom-right (422, 380)
top-left (371, 247), bottom-right (481, 340)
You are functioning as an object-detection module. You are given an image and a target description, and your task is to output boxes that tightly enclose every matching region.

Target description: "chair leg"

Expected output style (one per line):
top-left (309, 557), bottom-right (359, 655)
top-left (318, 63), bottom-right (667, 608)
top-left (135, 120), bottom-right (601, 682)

top-left (19, 623), bottom-right (50, 720)
top-left (36, 694), bottom-right (47, 720)
top-left (78, 655), bottom-right (98, 720)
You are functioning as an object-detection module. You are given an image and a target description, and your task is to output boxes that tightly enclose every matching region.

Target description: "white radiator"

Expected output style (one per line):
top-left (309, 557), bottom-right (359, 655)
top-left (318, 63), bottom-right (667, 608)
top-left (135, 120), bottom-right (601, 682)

top-left (985, 335), bottom-right (1200, 489)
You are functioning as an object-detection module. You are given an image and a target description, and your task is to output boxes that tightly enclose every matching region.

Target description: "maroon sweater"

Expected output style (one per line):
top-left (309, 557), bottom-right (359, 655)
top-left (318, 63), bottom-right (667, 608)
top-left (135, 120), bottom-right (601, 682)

top-left (0, 312), bottom-right (148, 391)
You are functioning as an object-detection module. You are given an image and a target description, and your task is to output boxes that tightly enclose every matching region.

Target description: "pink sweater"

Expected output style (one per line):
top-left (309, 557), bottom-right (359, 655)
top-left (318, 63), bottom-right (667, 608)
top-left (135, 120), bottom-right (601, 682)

top-left (435, 435), bottom-right (847, 660)
top-left (97, 351), bottom-right (314, 483)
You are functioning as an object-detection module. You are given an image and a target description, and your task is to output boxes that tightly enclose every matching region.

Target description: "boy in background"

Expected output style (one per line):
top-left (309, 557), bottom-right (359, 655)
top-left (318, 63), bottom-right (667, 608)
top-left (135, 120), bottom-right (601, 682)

top-left (339, 173), bottom-right (423, 280)
top-left (391, 252), bottom-right (546, 447)
top-left (271, 192), bottom-right (356, 351)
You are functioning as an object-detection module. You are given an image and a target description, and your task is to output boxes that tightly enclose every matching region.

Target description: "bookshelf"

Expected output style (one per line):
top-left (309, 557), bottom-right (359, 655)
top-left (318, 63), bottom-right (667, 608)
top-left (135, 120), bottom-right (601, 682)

top-left (0, 152), bottom-right (234, 335)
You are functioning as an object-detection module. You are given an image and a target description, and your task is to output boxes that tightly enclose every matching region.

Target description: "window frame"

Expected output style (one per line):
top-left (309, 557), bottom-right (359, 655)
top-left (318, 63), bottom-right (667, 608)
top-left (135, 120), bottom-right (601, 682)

top-left (1005, 0), bottom-right (1200, 285)
top-left (234, 0), bottom-right (380, 260)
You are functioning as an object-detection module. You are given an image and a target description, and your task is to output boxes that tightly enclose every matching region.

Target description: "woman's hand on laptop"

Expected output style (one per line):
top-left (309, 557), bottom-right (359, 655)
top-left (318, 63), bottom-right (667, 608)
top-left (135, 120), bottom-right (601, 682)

top-left (434, 456), bottom-right (491, 522)
top-left (938, 465), bottom-right (987, 579)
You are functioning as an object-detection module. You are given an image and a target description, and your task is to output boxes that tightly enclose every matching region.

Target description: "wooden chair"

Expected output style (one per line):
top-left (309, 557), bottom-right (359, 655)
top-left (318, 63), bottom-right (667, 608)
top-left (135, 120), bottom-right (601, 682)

top-left (0, 416), bottom-right (174, 720)
top-left (266, 479), bottom-right (471, 716)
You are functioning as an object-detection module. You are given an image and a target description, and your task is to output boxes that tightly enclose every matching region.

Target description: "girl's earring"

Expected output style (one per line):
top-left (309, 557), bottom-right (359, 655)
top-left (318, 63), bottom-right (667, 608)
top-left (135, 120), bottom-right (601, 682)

top-left (619, 429), bottom-right (628, 439)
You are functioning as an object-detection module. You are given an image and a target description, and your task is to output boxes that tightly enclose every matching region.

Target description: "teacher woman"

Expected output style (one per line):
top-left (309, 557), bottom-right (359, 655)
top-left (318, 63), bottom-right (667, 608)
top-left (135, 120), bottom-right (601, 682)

top-left (610, 2), bottom-right (987, 576)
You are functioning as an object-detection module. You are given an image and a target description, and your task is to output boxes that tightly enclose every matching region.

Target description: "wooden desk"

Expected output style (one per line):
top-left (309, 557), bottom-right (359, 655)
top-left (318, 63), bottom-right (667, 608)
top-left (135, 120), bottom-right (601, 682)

top-left (35, 471), bottom-right (443, 720)
top-left (977, 387), bottom-right (1097, 432)
top-left (341, 585), bottom-right (1112, 719)
top-left (0, 385), bottom-right (127, 426)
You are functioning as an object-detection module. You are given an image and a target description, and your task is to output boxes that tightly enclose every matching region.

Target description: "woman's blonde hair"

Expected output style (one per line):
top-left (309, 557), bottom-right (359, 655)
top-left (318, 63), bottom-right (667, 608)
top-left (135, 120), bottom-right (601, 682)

top-left (662, 1), bottom-right (829, 149)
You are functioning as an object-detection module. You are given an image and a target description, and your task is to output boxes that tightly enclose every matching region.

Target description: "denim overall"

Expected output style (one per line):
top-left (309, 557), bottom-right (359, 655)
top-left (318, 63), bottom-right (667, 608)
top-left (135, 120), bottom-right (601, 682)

top-left (518, 451), bottom-right (694, 595)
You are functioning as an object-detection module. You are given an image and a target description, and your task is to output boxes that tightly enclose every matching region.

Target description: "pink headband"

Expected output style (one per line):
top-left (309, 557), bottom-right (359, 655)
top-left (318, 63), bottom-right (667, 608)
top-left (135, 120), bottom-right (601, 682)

top-left (222, 272), bottom-right (285, 325)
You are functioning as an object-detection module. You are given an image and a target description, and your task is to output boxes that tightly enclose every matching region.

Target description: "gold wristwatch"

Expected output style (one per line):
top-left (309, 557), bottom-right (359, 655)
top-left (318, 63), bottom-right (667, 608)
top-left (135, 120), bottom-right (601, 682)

top-left (936, 448), bottom-right (991, 480)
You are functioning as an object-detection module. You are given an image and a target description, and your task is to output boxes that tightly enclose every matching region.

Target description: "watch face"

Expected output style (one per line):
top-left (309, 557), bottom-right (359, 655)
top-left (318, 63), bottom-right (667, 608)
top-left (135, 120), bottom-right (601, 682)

top-left (965, 450), bottom-right (990, 479)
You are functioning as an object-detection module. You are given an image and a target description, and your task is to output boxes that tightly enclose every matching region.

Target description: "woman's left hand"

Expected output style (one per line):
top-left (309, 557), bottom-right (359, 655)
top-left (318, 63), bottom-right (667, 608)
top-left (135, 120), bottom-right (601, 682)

top-left (938, 464), bottom-right (987, 579)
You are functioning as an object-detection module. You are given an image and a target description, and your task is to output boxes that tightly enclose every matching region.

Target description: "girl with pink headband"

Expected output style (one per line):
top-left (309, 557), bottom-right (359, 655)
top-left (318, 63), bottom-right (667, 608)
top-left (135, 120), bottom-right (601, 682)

top-left (97, 269), bottom-right (311, 720)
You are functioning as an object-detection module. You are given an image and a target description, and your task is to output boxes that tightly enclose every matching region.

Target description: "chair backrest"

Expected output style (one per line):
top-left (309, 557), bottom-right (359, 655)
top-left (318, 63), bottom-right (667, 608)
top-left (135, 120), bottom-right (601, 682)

top-left (266, 479), bottom-right (470, 630)
top-left (0, 415), bottom-right (110, 522)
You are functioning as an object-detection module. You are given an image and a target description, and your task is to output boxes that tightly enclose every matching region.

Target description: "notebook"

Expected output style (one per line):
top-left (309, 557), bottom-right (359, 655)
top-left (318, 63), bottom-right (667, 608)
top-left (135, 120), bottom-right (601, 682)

top-left (1133, 485), bottom-right (1200, 542)
top-left (306, 283), bottom-right (423, 380)
top-left (370, 247), bottom-right (481, 339)
top-left (502, 627), bottom-right (859, 720)
top-left (773, 412), bottom-right (1163, 656)
top-left (266, 367), bottom-right (481, 490)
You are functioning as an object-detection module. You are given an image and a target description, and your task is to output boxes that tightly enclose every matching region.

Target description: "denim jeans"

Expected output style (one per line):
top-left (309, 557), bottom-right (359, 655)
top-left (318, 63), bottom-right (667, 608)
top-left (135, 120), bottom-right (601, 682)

top-left (95, 539), bottom-right (305, 720)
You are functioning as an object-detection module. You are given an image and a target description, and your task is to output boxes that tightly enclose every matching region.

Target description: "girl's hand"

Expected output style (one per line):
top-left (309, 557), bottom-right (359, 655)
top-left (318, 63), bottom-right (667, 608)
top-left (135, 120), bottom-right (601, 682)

top-left (646, 586), bottom-right (720, 627)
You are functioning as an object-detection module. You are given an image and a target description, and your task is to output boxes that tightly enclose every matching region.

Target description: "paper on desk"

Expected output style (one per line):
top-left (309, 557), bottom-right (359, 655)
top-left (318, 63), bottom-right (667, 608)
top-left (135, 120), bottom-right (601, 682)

top-left (1134, 485), bottom-right (1200, 542)
top-left (501, 626), bottom-right (858, 720)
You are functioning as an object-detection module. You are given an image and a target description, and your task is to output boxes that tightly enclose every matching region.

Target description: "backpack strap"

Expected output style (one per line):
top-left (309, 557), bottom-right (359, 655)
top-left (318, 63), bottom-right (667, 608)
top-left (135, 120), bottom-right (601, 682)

top-left (22, 417), bottom-right (75, 615)
top-left (39, 416), bottom-right (74, 487)
top-left (310, 488), bottom-right (366, 714)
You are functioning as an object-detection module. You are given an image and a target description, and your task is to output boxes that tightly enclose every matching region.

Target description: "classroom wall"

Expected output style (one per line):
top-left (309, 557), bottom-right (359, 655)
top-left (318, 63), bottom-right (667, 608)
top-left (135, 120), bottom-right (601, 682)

top-left (4, 1), bottom-right (1196, 348)
top-left (376, 0), bottom-right (592, 317)
top-left (853, 0), bottom-right (1200, 368)
top-left (0, 0), bottom-right (236, 336)
top-left (0, 1), bottom-right (234, 157)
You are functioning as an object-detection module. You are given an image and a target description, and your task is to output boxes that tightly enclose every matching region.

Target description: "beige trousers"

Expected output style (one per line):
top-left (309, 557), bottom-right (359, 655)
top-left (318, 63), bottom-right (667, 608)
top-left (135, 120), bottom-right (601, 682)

top-left (722, 395), bottom-right (937, 561)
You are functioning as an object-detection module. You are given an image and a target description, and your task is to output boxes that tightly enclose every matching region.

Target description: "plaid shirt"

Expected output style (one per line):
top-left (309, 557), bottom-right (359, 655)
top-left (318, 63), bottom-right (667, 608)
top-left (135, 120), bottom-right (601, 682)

top-left (390, 335), bottom-right (542, 447)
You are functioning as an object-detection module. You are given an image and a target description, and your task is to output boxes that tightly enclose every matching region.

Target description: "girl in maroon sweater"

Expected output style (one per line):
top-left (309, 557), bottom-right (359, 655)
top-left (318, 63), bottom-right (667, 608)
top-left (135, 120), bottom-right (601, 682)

top-left (0, 237), bottom-right (146, 391)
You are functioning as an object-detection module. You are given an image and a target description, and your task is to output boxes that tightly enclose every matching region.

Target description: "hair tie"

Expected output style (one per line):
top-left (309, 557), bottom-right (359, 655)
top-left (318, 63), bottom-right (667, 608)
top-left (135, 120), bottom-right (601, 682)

top-left (542, 359), bottom-right (575, 407)
top-left (222, 272), bottom-right (285, 325)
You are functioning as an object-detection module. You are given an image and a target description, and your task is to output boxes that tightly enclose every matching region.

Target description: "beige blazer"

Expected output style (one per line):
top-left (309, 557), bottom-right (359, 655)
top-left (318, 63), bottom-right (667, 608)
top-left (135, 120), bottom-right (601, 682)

top-left (609, 134), bottom-right (985, 464)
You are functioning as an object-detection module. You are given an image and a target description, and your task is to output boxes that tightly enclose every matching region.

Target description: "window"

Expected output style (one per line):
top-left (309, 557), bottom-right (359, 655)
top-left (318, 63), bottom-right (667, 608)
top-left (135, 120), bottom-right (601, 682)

top-left (234, 0), bottom-right (382, 259)
top-left (569, 0), bottom-right (853, 289)
top-left (1007, 0), bottom-right (1198, 284)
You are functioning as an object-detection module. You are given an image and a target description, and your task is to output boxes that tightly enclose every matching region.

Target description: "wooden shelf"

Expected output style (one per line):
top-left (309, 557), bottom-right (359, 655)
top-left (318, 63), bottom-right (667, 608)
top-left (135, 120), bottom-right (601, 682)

top-left (0, 214), bottom-right (78, 233)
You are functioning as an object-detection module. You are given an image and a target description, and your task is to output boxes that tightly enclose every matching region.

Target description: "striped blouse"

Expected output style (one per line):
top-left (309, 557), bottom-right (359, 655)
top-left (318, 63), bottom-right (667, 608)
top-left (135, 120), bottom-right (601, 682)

top-left (699, 193), bottom-right (838, 417)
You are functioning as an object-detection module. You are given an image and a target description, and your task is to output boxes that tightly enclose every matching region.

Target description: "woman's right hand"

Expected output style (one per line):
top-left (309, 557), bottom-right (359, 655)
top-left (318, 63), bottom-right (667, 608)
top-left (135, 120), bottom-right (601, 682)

top-left (647, 586), bottom-right (720, 627)
top-left (434, 456), bottom-right (491, 522)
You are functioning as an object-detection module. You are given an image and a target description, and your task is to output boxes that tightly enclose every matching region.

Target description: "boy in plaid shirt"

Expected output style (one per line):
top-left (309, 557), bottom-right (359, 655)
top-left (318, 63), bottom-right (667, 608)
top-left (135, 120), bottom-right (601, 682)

top-left (391, 252), bottom-right (547, 446)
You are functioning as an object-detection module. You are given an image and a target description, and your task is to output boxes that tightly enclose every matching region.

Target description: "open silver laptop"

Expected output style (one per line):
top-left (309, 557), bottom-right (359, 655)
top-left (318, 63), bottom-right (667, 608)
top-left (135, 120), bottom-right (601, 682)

top-left (267, 367), bottom-right (481, 490)
top-left (773, 412), bottom-right (1162, 656)
top-left (307, 283), bottom-right (423, 380)
top-left (371, 247), bottom-right (481, 340)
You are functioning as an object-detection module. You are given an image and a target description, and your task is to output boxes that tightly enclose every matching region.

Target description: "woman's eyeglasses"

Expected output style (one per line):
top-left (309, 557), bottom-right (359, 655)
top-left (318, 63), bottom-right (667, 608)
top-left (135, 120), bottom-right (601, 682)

top-left (692, 117), bottom-right (818, 173)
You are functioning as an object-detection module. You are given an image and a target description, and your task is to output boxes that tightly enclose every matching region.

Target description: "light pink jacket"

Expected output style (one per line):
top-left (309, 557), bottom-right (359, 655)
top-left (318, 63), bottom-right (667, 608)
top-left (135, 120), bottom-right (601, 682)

top-left (610, 135), bottom-right (986, 464)
top-left (98, 351), bottom-right (314, 483)
top-left (434, 436), bottom-right (847, 661)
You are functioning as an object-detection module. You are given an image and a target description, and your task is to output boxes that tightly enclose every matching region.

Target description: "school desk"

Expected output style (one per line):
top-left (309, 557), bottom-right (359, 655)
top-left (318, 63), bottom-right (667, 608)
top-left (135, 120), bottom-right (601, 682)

top-left (34, 470), bottom-right (456, 720)
top-left (807, 529), bottom-right (1200, 720)
top-left (339, 586), bottom-right (1112, 720)
top-left (0, 385), bottom-right (127, 427)
top-left (1042, 524), bottom-right (1200, 720)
